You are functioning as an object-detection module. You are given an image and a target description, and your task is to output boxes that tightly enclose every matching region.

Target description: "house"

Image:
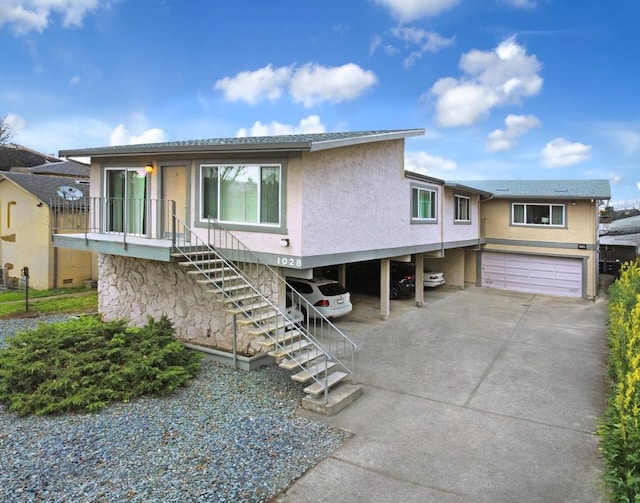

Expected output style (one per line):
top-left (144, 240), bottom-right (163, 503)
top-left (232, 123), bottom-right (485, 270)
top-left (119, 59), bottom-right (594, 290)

top-left (0, 143), bottom-right (60, 171)
top-left (453, 179), bottom-right (611, 299)
top-left (0, 170), bottom-right (94, 290)
top-left (53, 130), bottom-right (610, 411)
top-left (599, 214), bottom-right (640, 275)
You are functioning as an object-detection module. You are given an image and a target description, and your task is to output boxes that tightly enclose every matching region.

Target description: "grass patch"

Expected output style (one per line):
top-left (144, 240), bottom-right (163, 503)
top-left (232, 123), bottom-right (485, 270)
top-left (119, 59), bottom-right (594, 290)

top-left (0, 314), bottom-right (202, 416)
top-left (0, 287), bottom-right (92, 303)
top-left (0, 291), bottom-right (98, 319)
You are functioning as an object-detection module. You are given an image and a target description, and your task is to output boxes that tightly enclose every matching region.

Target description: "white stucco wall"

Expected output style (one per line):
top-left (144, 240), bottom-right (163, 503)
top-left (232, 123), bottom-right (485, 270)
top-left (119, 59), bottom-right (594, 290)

top-left (299, 140), bottom-right (442, 256)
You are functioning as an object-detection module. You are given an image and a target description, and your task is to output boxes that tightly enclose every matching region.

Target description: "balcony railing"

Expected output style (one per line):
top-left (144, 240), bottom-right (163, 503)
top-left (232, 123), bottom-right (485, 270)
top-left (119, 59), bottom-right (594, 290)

top-left (50, 196), bottom-right (176, 245)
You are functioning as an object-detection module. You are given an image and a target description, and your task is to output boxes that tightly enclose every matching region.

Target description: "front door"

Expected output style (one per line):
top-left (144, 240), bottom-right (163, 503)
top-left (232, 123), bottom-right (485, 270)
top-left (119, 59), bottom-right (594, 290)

top-left (161, 165), bottom-right (188, 238)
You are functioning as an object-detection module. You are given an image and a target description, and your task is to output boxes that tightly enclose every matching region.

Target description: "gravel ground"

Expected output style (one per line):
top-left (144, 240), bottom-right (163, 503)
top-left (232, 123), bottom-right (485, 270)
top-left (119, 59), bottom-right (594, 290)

top-left (0, 315), bottom-right (350, 502)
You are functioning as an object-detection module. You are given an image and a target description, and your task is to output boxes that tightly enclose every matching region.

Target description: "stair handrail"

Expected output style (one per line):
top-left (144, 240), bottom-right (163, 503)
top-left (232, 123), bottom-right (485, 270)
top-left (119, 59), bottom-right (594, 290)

top-left (171, 216), bottom-right (357, 397)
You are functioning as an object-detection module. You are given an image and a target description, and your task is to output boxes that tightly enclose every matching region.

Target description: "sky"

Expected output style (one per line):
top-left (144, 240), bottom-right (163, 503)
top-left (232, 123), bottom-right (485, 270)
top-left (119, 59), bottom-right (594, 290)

top-left (1, 0), bottom-right (639, 209)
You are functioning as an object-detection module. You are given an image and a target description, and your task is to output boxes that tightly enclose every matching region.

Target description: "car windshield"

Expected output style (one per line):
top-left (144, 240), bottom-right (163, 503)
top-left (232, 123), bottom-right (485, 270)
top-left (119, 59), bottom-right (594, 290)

top-left (318, 283), bottom-right (348, 296)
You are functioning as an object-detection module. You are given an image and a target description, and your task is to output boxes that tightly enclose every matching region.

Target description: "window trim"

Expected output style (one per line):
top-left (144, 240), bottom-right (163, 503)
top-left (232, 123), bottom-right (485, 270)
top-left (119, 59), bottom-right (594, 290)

top-left (454, 194), bottom-right (471, 224)
top-left (410, 183), bottom-right (438, 223)
top-left (511, 202), bottom-right (566, 227)
top-left (195, 160), bottom-right (287, 233)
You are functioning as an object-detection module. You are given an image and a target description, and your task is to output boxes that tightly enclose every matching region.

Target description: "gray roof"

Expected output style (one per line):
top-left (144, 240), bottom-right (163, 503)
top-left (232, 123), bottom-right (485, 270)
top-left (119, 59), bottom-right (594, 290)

top-left (606, 214), bottom-right (640, 234)
top-left (0, 144), bottom-right (60, 171)
top-left (453, 179), bottom-right (611, 200)
top-left (59, 129), bottom-right (425, 158)
top-left (29, 160), bottom-right (89, 177)
top-left (0, 172), bottom-right (89, 206)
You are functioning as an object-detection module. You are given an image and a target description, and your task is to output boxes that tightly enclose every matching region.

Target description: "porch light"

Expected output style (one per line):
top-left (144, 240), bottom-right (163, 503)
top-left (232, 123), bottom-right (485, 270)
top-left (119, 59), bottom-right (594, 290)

top-left (144, 163), bottom-right (154, 173)
top-left (280, 238), bottom-right (290, 247)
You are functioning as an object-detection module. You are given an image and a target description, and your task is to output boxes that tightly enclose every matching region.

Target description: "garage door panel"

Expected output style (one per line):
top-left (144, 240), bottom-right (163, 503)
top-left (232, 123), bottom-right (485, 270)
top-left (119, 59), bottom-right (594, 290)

top-left (482, 252), bottom-right (582, 297)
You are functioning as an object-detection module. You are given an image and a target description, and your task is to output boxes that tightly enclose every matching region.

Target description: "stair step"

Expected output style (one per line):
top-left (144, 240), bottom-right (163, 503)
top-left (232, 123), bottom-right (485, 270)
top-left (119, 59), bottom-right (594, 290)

top-left (268, 340), bottom-right (311, 359)
top-left (226, 300), bottom-right (272, 315)
top-left (186, 266), bottom-right (229, 276)
top-left (279, 348), bottom-right (323, 370)
top-left (206, 283), bottom-right (249, 296)
top-left (223, 292), bottom-right (261, 305)
top-left (303, 371), bottom-right (349, 396)
top-left (178, 258), bottom-right (224, 267)
top-left (291, 361), bottom-right (338, 383)
top-left (237, 310), bottom-right (280, 326)
top-left (196, 274), bottom-right (241, 284)
top-left (256, 331), bottom-right (301, 348)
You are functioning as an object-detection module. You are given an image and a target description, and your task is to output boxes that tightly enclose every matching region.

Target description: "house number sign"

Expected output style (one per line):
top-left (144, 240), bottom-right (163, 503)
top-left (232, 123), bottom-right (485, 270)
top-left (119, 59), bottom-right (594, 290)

top-left (276, 257), bottom-right (302, 268)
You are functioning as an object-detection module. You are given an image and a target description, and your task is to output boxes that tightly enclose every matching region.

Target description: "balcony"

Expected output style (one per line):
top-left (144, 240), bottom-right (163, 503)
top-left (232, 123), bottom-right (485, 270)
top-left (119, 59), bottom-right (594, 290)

top-left (50, 197), bottom-right (177, 261)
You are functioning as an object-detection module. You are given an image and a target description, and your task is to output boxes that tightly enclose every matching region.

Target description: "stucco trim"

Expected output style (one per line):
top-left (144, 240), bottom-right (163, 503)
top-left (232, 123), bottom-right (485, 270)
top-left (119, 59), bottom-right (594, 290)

top-left (484, 237), bottom-right (596, 251)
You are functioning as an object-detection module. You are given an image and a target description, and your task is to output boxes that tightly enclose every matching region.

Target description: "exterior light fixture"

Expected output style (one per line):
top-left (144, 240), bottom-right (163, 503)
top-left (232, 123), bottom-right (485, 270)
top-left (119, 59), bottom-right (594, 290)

top-left (280, 238), bottom-right (290, 247)
top-left (144, 163), bottom-right (154, 173)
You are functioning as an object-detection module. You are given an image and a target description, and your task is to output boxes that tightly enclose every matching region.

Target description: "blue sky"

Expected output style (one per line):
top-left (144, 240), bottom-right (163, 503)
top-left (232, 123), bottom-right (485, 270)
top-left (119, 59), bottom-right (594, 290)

top-left (1, 0), bottom-right (639, 208)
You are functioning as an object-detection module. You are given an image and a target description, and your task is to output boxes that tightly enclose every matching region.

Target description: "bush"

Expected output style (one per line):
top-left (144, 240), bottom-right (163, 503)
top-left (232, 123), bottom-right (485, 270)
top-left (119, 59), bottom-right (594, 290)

top-left (0, 314), bottom-right (201, 416)
top-left (600, 260), bottom-right (640, 501)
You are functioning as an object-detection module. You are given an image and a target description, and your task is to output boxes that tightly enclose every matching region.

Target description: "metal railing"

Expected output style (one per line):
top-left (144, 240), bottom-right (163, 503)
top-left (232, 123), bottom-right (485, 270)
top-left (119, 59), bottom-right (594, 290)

top-left (50, 196), bottom-right (175, 246)
top-left (173, 217), bottom-right (358, 402)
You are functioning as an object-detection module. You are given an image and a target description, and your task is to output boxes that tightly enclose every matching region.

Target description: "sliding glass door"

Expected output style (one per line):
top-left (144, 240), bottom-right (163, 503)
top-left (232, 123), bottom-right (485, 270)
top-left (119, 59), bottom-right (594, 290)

top-left (105, 168), bottom-right (148, 235)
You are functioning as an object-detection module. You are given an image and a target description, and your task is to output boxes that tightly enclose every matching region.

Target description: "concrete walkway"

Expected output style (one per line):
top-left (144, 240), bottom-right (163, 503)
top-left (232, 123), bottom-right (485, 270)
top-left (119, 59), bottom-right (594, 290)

top-left (277, 283), bottom-right (610, 502)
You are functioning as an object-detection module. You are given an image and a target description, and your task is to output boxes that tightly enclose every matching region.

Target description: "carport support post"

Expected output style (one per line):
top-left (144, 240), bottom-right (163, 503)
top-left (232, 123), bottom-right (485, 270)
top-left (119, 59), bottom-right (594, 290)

top-left (380, 259), bottom-right (391, 320)
top-left (415, 254), bottom-right (424, 307)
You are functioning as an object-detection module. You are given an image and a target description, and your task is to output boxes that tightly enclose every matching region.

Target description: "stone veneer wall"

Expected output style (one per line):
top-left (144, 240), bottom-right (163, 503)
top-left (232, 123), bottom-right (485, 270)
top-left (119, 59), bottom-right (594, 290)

top-left (98, 254), bottom-right (274, 356)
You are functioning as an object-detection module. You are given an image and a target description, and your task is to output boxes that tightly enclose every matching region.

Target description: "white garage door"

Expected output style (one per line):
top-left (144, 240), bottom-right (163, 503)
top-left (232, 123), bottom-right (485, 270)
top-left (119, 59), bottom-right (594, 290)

top-left (482, 252), bottom-right (583, 297)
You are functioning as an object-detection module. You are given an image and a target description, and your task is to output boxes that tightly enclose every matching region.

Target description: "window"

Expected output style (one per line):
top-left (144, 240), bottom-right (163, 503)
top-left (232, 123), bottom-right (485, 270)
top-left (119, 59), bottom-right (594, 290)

top-left (201, 164), bottom-right (281, 226)
top-left (512, 203), bottom-right (565, 226)
top-left (412, 187), bottom-right (437, 221)
top-left (455, 195), bottom-right (470, 222)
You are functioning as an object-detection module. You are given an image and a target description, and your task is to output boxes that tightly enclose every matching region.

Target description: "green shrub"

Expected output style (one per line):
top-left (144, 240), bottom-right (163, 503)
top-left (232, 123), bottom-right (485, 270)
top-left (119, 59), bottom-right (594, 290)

top-left (0, 314), bottom-right (201, 416)
top-left (600, 260), bottom-right (640, 501)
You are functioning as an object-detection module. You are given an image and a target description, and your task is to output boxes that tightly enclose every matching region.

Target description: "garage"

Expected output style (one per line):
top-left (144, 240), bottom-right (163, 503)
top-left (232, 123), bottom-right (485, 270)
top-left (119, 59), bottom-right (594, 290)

top-left (481, 252), bottom-right (583, 297)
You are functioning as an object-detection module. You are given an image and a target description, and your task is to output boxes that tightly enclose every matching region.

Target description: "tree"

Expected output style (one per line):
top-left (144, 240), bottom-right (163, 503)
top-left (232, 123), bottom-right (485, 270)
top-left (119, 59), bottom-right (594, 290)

top-left (0, 115), bottom-right (15, 144)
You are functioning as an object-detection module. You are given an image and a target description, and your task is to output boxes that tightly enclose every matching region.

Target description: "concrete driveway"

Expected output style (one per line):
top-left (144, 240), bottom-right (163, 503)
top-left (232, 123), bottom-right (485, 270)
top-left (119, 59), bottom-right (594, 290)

top-left (277, 283), bottom-right (610, 502)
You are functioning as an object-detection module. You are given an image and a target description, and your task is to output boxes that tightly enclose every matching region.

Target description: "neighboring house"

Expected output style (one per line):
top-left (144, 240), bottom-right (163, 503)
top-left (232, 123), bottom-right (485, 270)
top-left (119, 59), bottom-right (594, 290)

top-left (599, 214), bottom-right (640, 269)
top-left (455, 179), bottom-right (611, 299)
top-left (0, 144), bottom-right (60, 171)
top-left (0, 171), bottom-right (94, 290)
top-left (27, 159), bottom-right (90, 178)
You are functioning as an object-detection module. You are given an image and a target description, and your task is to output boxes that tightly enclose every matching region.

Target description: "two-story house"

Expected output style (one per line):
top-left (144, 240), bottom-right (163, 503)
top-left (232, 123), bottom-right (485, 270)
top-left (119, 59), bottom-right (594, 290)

top-left (455, 179), bottom-right (611, 299)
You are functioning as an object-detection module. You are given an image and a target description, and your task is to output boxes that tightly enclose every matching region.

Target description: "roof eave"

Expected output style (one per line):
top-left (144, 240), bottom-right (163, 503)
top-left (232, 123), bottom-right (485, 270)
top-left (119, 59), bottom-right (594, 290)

top-left (443, 182), bottom-right (493, 197)
top-left (309, 129), bottom-right (425, 152)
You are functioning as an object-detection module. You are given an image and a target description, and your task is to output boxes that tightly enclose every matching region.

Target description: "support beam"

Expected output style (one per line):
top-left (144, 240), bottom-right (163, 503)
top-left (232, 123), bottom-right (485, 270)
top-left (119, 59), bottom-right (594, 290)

top-left (414, 253), bottom-right (424, 307)
top-left (380, 258), bottom-right (391, 320)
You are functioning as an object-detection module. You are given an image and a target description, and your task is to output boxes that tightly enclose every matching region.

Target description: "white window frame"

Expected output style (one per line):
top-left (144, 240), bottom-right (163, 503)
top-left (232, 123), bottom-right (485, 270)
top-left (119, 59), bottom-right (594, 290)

top-left (454, 195), bottom-right (471, 223)
top-left (512, 202), bottom-right (566, 227)
top-left (411, 186), bottom-right (437, 222)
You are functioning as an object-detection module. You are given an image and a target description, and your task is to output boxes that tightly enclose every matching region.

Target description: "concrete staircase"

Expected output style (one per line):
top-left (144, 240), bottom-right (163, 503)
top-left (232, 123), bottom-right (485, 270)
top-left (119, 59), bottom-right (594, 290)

top-left (172, 223), bottom-right (362, 415)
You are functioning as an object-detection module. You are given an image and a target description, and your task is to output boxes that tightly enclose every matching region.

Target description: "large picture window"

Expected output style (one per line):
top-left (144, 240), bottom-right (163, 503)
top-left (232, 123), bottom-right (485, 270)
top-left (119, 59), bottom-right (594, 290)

top-left (512, 203), bottom-right (565, 226)
top-left (201, 164), bottom-right (281, 226)
top-left (411, 186), bottom-right (437, 221)
top-left (455, 195), bottom-right (470, 222)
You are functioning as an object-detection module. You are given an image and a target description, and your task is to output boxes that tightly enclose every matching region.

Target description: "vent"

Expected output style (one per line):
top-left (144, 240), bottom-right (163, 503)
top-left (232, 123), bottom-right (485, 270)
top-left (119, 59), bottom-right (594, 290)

top-left (62, 278), bottom-right (73, 285)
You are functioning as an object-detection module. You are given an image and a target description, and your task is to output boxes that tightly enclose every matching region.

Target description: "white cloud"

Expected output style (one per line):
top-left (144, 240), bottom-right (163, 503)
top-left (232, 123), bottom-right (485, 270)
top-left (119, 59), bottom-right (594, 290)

top-left (69, 75), bottom-right (80, 84)
top-left (214, 64), bottom-right (292, 105)
top-left (5, 112), bottom-right (27, 133)
top-left (609, 173), bottom-right (621, 184)
top-left (405, 151), bottom-right (457, 178)
top-left (236, 115), bottom-right (326, 137)
top-left (289, 63), bottom-right (377, 107)
top-left (214, 63), bottom-right (376, 107)
top-left (637, 182), bottom-right (640, 192)
top-left (429, 36), bottom-right (543, 127)
top-left (0, 0), bottom-right (103, 34)
top-left (392, 26), bottom-right (455, 67)
top-left (109, 124), bottom-right (165, 146)
top-left (374, 0), bottom-right (460, 22)
top-left (541, 137), bottom-right (592, 168)
top-left (487, 113), bottom-right (541, 151)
